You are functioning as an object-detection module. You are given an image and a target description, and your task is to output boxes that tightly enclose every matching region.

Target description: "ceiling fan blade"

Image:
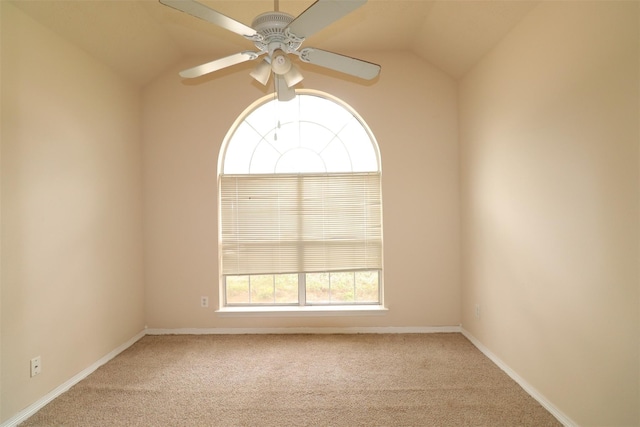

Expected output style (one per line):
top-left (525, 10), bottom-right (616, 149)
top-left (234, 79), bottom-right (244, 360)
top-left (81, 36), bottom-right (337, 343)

top-left (286, 0), bottom-right (366, 39)
top-left (275, 75), bottom-right (296, 102)
top-left (179, 51), bottom-right (259, 79)
top-left (298, 48), bottom-right (380, 80)
top-left (159, 0), bottom-right (259, 39)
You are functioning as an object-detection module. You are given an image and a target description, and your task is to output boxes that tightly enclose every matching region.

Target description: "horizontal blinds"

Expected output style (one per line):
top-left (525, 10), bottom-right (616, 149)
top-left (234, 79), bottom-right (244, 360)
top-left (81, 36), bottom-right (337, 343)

top-left (220, 173), bottom-right (382, 275)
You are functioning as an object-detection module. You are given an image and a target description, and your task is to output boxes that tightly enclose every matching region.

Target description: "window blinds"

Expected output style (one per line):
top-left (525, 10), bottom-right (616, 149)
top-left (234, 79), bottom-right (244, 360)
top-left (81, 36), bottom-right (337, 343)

top-left (220, 173), bottom-right (382, 276)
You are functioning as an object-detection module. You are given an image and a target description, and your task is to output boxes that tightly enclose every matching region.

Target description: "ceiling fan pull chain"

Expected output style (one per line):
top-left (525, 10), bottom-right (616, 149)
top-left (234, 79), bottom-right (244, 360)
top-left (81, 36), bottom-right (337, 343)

top-left (274, 102), bottom-right (279, 141)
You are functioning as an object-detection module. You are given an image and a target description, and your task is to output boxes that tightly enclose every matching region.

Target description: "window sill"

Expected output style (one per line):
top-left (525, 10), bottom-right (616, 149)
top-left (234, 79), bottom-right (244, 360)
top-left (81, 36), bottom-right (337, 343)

top-left (216, 305), bottom-right (388, 317)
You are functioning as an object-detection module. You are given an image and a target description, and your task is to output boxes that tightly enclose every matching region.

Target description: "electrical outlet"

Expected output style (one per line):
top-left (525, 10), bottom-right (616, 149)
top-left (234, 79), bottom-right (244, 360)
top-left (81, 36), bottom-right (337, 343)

top-left (201, 296), bottom-right (209, 308)
top-left (475, 304), bottom-right (481, 319)
top-left (30, 356), bottom-right (41, 377)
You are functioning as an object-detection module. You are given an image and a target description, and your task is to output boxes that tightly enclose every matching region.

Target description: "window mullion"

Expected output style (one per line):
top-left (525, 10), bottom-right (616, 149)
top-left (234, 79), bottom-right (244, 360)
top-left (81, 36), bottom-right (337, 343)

top-left (272, 274), bottom-right (276, 304)
top-left (298, 273), bottom-right (306, 306)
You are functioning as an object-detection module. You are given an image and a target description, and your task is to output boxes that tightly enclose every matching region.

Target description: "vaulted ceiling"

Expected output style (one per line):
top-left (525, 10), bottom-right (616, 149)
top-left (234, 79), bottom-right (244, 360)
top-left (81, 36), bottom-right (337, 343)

top-left (11, 0), bottom-right (539, 86)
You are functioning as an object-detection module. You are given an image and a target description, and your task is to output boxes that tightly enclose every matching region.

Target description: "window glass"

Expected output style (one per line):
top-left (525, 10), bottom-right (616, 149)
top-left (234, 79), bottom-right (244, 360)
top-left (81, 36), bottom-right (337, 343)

top-left (223, 93), bottom-right (379, 174)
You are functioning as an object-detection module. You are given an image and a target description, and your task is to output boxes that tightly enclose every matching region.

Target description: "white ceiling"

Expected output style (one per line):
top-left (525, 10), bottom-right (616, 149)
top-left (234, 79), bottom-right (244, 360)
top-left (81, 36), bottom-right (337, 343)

top-left (11, 0), bottom-right (540, 86)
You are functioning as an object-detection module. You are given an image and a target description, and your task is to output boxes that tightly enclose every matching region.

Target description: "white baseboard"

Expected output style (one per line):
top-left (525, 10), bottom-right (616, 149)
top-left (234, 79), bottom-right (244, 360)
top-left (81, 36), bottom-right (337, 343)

top-left (1, 330), bottom-right (145, 427)
top-left (460, 328), bottom-right (577, 427)
top-left (145, 325), bottom-right (462, 335)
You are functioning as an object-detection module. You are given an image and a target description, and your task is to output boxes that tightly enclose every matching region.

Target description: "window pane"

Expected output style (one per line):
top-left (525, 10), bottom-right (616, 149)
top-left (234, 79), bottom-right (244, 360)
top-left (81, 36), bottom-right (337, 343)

top-left (223, 123), bottom-right (262, 174)
top-left (299, 122), bottom-right (333, 152)
top-left (226, 275), bottom-right (250, 304)
top-left (275, 148), bottom-right (326, 173)
top-left (330, 272), bottom-right (355, 303)
top-left (245, 102), bottom-right (277, 135)
top-left (321, 140), bottom-right (352, 173)
top-left (299, 95), bottom-right (352, 133)
top-left (250, 142), bottom-right (281, 174)
top-left (339, 119), bottom-right (379, 172)
top-left (355, 271), bottom-right (380, 303)
top-left (262, 123), bottom-right (298, 157)
top-left (274, 274), bottom-right (298, 304)
top-left (224, 94), bottom-right (379, 175)
top-left (250, 275), bottom-right (275, 303)
top-left (227, 271), bottom-right (379, 306)
top-left (306, 272), bottom-right (330, 303)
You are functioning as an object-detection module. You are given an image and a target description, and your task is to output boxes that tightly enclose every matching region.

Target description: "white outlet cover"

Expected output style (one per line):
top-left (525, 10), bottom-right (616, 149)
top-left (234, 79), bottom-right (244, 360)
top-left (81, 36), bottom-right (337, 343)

top-left (30, 356), bottom-right (41, 377)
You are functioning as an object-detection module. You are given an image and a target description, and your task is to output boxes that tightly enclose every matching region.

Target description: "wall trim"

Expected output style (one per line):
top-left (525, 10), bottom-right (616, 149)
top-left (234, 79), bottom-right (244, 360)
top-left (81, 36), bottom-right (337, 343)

top-left (1, 330), bottom-right (146, 427)
top-left (460, 328), bottom-right (577, 427)
top-left (145, 325), bottom-right (462, 335)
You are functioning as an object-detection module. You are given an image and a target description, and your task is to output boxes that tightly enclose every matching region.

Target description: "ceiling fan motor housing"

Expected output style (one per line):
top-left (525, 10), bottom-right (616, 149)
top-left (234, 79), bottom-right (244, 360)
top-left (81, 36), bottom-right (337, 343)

top-left (251, 12), bottom-right (302, 56)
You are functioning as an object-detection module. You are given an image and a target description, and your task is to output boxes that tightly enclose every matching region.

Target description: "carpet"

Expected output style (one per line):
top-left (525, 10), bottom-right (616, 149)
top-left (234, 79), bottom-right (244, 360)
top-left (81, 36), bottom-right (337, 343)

top-left (20, 333), bottom-right (561, 426)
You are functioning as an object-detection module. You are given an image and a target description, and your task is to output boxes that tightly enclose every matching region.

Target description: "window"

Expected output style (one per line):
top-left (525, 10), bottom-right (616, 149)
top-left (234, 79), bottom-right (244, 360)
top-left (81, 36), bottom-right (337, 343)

top-left (219, 91), bottom-right (383, 309)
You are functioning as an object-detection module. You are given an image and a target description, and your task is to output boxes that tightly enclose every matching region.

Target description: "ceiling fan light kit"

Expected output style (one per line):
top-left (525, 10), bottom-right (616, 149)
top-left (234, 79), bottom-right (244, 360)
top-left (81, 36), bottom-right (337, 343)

top-left (159, 0), bottom-right (381, 101)
top-left (270, 50), bottom-right (291, 75)
top-left (283, 64), bottom-right (304, 87)
top-left (249, 59), bottom-right (272, 86)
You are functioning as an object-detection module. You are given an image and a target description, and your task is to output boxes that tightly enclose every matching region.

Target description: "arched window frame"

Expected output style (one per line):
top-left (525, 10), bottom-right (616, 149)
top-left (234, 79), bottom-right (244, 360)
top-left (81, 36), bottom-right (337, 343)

top-left (218, 90), bottom-right (384, 312)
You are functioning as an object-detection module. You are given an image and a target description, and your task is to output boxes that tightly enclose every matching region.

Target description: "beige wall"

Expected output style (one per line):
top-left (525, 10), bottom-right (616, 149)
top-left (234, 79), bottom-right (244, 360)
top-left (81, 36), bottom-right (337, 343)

top-left (142, 51), bottom-right (461, 329)
top-left (4, 0), bottom-right (639, 425)
top-left (459, 2), bottom-right (639, 426)
top-left (0, 0), bottom-right (3, 418)
top-left (1, 3), bottom-right (145, 422)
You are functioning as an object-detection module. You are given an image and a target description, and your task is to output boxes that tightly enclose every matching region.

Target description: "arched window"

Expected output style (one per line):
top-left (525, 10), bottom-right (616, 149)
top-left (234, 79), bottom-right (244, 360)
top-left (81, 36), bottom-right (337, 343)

top-left (219, 91), bottom-right (383, 307)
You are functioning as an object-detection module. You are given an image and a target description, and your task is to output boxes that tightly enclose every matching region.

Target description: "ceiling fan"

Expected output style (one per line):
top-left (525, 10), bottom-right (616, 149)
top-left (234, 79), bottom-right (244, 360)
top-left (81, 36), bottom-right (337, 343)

top-left (159, 0), bottom-right (381, 101)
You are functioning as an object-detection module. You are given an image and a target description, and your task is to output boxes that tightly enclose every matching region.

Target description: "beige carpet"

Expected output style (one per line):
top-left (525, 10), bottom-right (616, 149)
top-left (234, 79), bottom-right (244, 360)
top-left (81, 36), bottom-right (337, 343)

top-left (21, 333), bottom-right (561, 426)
